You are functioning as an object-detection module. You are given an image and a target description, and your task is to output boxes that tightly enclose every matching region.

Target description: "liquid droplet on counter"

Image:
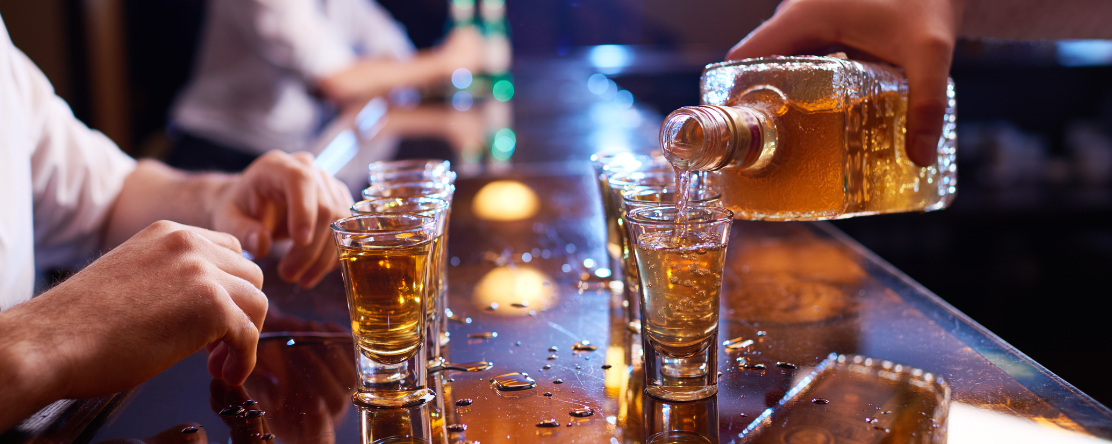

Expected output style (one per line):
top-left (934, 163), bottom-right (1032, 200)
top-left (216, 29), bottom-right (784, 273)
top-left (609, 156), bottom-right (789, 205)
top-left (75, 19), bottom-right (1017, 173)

top-left (722, 337), bottom-right (754, 351)
top-left (455, 399), bottom-right (474, 406)
top-left (776, 362), bottom-right (798, 370)
top-left (181, 426), bottom-right (199, 434)
top-left (880, 410), bottom-right (892, 415)
top-left (544, 392), bottom-right (553, 397)
top-left (756, 331), bottom-right (766, 336)
top-left (242, 400), bottom-right (258, 406)
top-left (873, 427), bottom-right (890, 433)
top-left (244, 410), bottom-right (265, 418)
top-left (219, 407), bottom-right (245, 416)
top-left (512, 301), bottom-right (529, 308)
top-left (547, 354), bottom-right (558, 360)
top-left (570, 408), bottom-right (594, 417)
top-left (739, 413), bottom-right (747, 417)
top-left (490, 373), bottom-right (537, 391)
top-left (865, 417), bottom-right (878, 424)
top-left (549, 346), bottom-right (559, 352)
top-left (487, 303), bottom-right (499, 311)
top-left (542, 364), bottom-right (552, 370)
top-left (812, 398), bottom-right (830, 404)
top-left (537, 419), bottom-right (560, 428)
top-left (742, 364), bottom-right (766, 370)
top-left (572, 341), bottom-right (597, 351)
top-left (515, 341), bottom-right (521, 346)
top-left (575, 365), bottom-right (581, 369)
top-left (553, 379), bottom-right (564, 384)
top-left (601, 364), bottom-right (612, 369)
top-left (447, 424), bottom-right (468, 432)
top-left (467, 332), bottom-right (498, 339)
top-left (260, 433), bottom-right (274, 441)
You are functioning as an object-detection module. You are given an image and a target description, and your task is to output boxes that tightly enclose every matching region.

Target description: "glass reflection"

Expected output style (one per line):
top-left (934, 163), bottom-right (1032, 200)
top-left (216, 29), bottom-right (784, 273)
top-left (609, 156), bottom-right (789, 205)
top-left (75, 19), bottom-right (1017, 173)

top-left (642, 395), bottom-right (719, 444)
top-left (359, 403), bottom-right (433, 444)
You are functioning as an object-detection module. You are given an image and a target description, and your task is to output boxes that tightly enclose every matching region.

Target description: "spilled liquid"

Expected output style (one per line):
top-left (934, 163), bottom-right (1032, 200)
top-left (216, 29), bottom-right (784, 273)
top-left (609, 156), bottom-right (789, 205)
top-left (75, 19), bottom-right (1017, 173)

top-left (244, 410), bottom-right (265, 418)
top-left (467, 332), bottom-right (498, 339)
top-left (455, 399), bottom-right (474, 406)
top-left (260, 433), bottom-right (275, 441)
top-left (549, 346), bottom-right (559, 352)
top-left (742, 363), bottom-right (766, 370)
top-left (490, 373), bottom-right (537, 391)
top-left (572, 341), bottom-right (597, 351)
top-left (723, 337), bottom-right (754, 351)
top-left (553, 379), bottom-right (564, 384)
top-left (536, 419), bottom-right (560, 428)
top-left (242, 400), bottom-right (258, 406)
top-left (601, 364), bottom-right (612, 369)
top-left (776, 362), bottom-right (798, 370)
top-left (542, 365), bottom-right (552, 370)
top-left (547, 354), bottom-right (558, 360)
top-left (569, 408), bottom-right (594, 417)
top-left (181, 427), bottom-right (199, 434)
top-left (812, 398), bottom-right (830, 404)
top-left (544, 392), bottom-right (553, 397)
top-left (446, 424), bottom-right (468, 432)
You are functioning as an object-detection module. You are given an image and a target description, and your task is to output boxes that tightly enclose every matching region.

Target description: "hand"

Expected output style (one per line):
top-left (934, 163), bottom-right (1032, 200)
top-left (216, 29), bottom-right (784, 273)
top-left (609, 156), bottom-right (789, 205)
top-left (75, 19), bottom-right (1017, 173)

top-left (726, 0), bottom-right (963, 166)
top-left (437, 26), bottom-right (485, 74)
top-left (0, 221), bottom-right (266, 407)
top-left (210, 151), bottom-right (354, 288)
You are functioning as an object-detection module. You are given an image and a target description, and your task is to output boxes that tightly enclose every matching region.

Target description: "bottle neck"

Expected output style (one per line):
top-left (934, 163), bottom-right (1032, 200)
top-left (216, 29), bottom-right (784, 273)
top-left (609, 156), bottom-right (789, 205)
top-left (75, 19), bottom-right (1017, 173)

top-left (659, 105), bottom-right (776, 172)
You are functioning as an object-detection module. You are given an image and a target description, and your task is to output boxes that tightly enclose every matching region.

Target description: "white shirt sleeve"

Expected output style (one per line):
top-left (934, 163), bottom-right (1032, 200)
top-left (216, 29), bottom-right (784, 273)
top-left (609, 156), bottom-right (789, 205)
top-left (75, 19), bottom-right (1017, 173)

top-left (15, 49), bottom-right (137, 269)
top-left (241, 0), bottom-right (360, 80)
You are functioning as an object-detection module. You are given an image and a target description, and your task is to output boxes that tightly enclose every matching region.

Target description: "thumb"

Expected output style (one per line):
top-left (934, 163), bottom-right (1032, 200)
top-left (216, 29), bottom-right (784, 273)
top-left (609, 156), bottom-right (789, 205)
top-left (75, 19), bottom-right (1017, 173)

top-left (219, 206), bottom-right (274, 259)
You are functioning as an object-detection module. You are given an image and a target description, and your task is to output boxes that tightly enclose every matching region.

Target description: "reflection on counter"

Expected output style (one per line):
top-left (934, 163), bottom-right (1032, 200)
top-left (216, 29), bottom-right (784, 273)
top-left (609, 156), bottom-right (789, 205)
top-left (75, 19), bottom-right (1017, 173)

top-left (472, 264), bottom-right (556, 315)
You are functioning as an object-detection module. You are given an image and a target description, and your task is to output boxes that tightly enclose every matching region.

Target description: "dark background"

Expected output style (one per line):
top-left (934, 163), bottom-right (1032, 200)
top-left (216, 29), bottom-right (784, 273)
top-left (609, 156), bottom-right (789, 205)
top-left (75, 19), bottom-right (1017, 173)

top-left (1, 0), bottom-right (1109, 408)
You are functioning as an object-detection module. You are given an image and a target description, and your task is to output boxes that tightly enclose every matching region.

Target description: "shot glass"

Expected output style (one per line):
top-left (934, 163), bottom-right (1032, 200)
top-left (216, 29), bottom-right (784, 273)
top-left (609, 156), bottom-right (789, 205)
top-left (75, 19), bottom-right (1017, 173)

top-left (606, 170), bottom-right (675, 333)
top-left (626, 205), bottom-right (733, 401)
top-left (352, 197), bottom-right (451, 368)
top-left (619, 188), bottom-right (721, 334)
top-left (368, 159), bottom-right (451, 185)
top-left (592, 153), bottom-right (669, 273)
top-left (361, 182), bottom-right (456, 350)
top-left (331, 214), bottom-right (439, 408)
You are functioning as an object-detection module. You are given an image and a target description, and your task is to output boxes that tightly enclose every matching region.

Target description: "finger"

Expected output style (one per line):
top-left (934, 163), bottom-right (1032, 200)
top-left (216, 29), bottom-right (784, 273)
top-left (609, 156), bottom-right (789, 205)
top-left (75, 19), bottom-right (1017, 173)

top-left (726, 3), bottom-right (835, 60)
top-left (277, 204), bottom-right (334, 284)
top-left (252, 152), bottom-right (320, 245)
top-left (217, 205), bottom-right (274, 260)
top-left (296, 242), bottom-right (339, 289)
top-left (207, 341), bottom-right (229, 380)
top-left (291, 151), bottom-right (315, 166)
top-left (280, 169), bottom-right (346, 285)
top-left (178, 224), bottom-right (246, 255)
top-left (902, 48), bottom-right (954, 166)
top-left (213, 276), bottom-right (268, 384)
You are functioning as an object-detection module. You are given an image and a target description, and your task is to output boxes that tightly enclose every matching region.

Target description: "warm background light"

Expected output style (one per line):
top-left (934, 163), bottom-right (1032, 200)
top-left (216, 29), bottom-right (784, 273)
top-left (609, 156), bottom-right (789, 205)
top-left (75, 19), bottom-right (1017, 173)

top-left (471, 180), bottom-right (539, 221)
top-left (472, 265), bottom-right (555, 316)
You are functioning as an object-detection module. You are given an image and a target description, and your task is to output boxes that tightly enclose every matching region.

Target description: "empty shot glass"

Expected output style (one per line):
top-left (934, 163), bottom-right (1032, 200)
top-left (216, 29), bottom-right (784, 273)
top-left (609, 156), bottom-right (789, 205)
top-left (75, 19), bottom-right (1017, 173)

top-left (626, 205), bottom-right (733, 401)
top-left (331, 214), bottom-right (439, 408)
top-left (352, 197), bottom-right (451, 368)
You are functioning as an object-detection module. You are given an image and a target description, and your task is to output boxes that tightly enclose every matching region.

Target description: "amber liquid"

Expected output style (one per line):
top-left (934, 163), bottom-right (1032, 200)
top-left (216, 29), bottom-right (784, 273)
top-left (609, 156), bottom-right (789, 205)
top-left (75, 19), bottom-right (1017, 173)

top-left (339, 237), bottom-right (433, 365)
top-left (635, 232), bottom-right (726, 357)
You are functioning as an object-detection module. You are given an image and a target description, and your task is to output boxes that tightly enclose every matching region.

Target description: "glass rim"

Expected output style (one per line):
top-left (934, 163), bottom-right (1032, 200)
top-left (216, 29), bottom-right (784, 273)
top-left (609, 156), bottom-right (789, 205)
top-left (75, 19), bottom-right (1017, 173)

top-left (608, 170), bottom-right (675, 189)
top-left (369, 169), bottom-right (456, 184)
top-left (329, 213), bottom-right (436, 236)
top-left (365, 180), bottom-right (451, 191)
top-left (622, 188), bottom-right (722, 205)
top-left (625, 204), bottom-right (733, 227)
top-left (362, 183), bottom-right (455, 200)
top-left (352, 196), bottom-right (450, 215)
top-left (367, 159), bottom-right (450, 173)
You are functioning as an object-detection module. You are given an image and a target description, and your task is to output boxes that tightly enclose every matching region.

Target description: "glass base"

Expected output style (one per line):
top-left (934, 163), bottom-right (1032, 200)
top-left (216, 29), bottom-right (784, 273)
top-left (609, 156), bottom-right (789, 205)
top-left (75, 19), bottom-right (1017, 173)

top-left (661, 357), bottom-right (708, 378)
top-left (354, 388), bottom-right (436, 408)
top-left (646, 385), bottom-right (718, 402)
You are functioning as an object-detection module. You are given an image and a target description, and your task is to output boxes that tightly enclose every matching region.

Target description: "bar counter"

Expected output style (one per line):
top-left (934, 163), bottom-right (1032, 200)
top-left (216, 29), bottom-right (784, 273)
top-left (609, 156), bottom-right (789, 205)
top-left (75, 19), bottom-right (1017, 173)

top-left (4, 50), bottom-right (1112, 444)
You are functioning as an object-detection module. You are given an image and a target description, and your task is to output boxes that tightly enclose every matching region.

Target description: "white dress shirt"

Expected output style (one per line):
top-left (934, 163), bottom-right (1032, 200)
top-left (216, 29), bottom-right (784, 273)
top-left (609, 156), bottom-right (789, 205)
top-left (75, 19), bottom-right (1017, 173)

top-left (171, 0), bottom-right (415, 155)
top-left (0, 15), bottom-right (137, 310)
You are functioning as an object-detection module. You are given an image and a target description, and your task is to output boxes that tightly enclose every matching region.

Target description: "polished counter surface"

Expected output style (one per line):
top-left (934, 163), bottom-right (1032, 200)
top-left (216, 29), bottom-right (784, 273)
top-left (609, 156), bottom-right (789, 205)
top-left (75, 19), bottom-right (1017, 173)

top-left (5, 51), bottom-right (1112, 444)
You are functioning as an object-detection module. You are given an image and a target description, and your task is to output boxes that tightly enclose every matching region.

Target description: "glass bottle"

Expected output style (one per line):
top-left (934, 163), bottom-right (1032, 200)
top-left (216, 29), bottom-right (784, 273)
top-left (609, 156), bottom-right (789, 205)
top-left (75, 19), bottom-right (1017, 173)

top-left (661, 55), bottom-right (957, 221)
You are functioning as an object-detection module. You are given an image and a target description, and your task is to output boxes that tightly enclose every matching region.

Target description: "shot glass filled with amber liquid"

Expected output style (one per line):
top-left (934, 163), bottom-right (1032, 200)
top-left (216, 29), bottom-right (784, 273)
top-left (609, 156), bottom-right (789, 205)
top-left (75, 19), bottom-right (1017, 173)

top-left (331, 214), bottom-right (438, 408)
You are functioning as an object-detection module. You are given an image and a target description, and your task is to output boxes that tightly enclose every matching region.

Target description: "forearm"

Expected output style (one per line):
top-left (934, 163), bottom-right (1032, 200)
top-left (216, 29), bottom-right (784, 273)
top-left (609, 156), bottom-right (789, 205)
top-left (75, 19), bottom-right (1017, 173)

top-left (0, 305), bottom-right (67, 433)
top-left (317, 52), bottom-right (449, 105)
top-left (103, 160), bottom-right (233, 249)
top-left (961, 0), bottom-right (1112, 40)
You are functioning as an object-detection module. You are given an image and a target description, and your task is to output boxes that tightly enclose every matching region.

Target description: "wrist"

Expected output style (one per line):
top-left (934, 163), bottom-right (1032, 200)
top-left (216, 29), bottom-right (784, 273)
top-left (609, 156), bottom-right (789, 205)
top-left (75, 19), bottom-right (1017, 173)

top-left (0, 305), bottom-right (70, 431)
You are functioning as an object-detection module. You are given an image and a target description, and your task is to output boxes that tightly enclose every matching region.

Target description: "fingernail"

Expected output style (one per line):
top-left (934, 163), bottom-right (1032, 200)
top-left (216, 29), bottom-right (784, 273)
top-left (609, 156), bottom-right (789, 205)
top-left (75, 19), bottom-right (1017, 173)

top-left (245, 232), bottom-right (259, 255)
top-left (912, 134), bottom-right (937, 166)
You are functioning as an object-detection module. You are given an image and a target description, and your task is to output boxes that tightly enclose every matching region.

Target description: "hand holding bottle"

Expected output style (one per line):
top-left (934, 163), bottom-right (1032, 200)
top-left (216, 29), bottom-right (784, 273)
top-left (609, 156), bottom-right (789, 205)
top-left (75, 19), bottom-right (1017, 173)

top-left (726, 0), bottom-right (963, 167)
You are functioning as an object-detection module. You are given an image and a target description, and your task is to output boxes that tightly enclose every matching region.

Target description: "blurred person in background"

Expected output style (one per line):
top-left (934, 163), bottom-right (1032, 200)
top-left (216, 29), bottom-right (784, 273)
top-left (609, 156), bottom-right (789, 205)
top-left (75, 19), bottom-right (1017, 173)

top-left (728, 0), bottom-right (1112, 167)
top-left (0, 11), bottom-right (353, 431)
top-left (165, 0), bottom-right (484, 172)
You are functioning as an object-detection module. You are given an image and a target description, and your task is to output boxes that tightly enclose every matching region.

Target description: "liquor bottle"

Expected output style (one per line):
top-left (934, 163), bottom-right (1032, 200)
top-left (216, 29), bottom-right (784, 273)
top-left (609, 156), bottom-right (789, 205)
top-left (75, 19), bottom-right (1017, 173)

top-left (661, 55), bottom-right (957, 221)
